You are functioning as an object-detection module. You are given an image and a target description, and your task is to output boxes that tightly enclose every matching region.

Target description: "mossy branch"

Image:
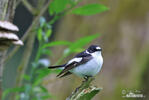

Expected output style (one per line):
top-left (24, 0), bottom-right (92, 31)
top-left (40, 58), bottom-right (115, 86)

top-left (66, 77), bottom-right (102, 100)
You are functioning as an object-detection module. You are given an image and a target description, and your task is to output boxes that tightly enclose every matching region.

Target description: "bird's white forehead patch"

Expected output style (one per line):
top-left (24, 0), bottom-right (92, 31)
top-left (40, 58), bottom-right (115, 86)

top-left (86, 50), bottom-right (90, 54)
top-left (96, 47), bottom-right (101, 50)
top-left (67, 58), bottom-right (82, 65)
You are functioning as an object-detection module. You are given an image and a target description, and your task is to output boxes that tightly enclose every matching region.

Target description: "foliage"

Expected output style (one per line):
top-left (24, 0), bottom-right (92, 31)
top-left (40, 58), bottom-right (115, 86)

top-left (71, 3), bottom-right (109, 16)
top-left (3, 0), bottom-right (108, 100)
top-left (66, 78), bottom-right (102, 100)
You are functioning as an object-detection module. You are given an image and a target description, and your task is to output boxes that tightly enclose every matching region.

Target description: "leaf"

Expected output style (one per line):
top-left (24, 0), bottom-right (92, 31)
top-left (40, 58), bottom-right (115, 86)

top-left (41, 49), bottom-right (52, 55)
top-left (24, 74), bottom-right (30, 81)
top-left (42, 41), bottom-right (72, 49)
top-left (2, 87), bottom-right (24, 100)
top-left (41, 95), bottom-right (52, 99)
top-left (51, 69), bottom-right (62, 74)
top-left (68, 33), bottom-right (100, 53)
top-left (66, 77), bottom-right (102, 100)
top-left (33, 69), bottom-right (51, 86)
top-left (71, 4), bottom-right (109, 16)
top-left (75, 86), bottom-right (102, 100)
top-left (37, 28), bottom-right (42, 41)
top-left (71, 48), bottom-right (84, 53)
top-left (45, 29), bottom-right (52, 38)
top-left (40, 86), bottom-right (49, 93)
top-left (49, 0), bottom-right (69, 15)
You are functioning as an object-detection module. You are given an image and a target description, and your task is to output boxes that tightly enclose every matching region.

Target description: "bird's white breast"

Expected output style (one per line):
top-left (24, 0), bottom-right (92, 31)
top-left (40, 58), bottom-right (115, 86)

top-left (71, 51), bottom-right (103, 77)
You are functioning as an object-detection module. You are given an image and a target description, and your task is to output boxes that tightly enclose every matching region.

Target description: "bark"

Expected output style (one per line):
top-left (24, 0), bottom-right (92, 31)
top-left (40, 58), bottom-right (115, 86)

top-left (0, 0), bottom-right (17, 99)
top-left (0, 52), bottom-right (6, 99)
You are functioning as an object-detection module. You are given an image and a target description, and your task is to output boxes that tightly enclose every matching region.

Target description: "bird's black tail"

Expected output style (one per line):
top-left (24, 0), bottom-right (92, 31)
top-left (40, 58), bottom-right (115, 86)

top-left (48, 64), bottom-right (66, 69)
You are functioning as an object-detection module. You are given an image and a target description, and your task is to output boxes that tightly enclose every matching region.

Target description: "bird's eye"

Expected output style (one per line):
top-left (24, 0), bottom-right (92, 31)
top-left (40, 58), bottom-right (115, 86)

top-left (88, 49), bottom-right (93, 53)
top-left (93, 48), bottom-right (97, 51)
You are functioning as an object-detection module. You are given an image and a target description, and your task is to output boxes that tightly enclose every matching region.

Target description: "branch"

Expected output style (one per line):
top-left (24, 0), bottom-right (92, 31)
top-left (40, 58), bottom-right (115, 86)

top-left (22, 0), bottom-right (37, 15)
top-left (4, 0), bottom-right (52, 62)
top-left (66, 77), bottom-right (102, 100)
top-left (15, 31), bottom-right (35, 86)
top-left (16, 0), bottom-right (21, 6)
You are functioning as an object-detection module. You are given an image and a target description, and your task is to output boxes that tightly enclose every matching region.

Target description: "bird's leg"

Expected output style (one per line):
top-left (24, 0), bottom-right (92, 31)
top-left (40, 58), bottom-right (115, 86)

top-left (74, 86), bottom-right (80, 93)
top-left (74, 75), bottom-right (91, 93)
top-left (83, 75), bottom-right (91, 82)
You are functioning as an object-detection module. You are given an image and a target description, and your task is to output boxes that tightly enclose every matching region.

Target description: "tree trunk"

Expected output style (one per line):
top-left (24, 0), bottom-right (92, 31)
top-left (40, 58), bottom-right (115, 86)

top-left (0, 0), bottom-right (16, 99)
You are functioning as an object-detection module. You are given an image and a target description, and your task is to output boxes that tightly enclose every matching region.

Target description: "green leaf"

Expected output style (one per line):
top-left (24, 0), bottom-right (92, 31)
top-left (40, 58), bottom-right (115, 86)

top-left (33, 69), bottom-right (51, 86)
top-left (51, 69), bottom-right (62, 74)
top-left (71, 4), bottom-right (109, 16)
top-left (37, 28), bottom-right (42, 41)
top-left (76, 87), bottom-right (102, 100)
top-left (41, 49), bottom-right (52, 55)
top-left (71, 48), bottom-right (84, 53)
top-left (49, 0), bottom-right (69, 15)
top-left (40, 86), bottom-right (49, 93)
top-left (45, 29), bottom-right (52, 38)
top-left (2, 87), bottom-right (24, 100)
top-left (24, 74), bottom-right (30, 81)
top-left (68, 33), bottom-right (100, 53)
top-left (41, 95), bottom-right (52, 99)
top-left (42, 41), bottom-right (72, 49)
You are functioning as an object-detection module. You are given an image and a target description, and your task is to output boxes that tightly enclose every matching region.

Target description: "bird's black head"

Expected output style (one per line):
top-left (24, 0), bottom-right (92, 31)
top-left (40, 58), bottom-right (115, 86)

top-left (87, 45), bottom-right (102, 53)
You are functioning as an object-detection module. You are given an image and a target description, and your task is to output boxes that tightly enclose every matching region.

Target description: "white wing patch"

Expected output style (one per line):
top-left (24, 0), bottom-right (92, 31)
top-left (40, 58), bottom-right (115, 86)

top-left (67, 57), bottom-right (82, 65)
top-left (85, 50), bottom-right (90, 54)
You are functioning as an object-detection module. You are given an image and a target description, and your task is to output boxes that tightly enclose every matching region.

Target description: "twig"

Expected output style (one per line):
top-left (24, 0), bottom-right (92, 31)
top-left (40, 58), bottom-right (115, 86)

top-left (16, 31), bottom-right (35, 86)
top-left (37, 0), bottom-right (46, 10)
top-left (22, 0), bottom-right (37, 15)
top-left (4, 0), bottom-right (52, 62)
top-left (16, 0), bottom-right (21, 6)
top-left (66, 77), bottom-right (102, 100)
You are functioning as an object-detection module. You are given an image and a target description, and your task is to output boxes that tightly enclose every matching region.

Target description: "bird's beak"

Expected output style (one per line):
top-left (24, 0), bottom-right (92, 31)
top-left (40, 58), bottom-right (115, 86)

top-left (99, 48), bottom-right (102, 51)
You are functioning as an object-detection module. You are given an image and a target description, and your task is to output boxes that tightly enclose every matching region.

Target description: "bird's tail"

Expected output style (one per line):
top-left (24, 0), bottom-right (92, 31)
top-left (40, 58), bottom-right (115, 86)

top-left (48, 64), bottom-right (66, 69)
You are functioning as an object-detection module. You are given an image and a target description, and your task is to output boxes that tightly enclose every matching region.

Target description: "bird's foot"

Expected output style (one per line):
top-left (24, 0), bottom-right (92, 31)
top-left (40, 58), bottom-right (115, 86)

top-left (83, 75), bottom-right (92, 82)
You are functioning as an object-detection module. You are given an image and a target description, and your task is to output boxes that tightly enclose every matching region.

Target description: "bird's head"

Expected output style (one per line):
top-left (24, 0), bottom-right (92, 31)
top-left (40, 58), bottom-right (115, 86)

top-left (87, 45), bottom-right (102, 53)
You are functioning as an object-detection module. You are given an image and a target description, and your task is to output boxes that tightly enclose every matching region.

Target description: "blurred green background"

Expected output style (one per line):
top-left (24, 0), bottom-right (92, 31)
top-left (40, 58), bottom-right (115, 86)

top-left (3, 0), bottom-right (149, 100)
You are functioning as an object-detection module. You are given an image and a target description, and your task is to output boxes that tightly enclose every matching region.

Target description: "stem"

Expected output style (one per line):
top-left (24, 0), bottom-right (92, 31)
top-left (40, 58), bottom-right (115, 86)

top-left (22, 0), bottom-right (37, 15)
top-left (16, 31), bottom-right (36, 86)
top-left (35, 41), bottom-right (42, 62)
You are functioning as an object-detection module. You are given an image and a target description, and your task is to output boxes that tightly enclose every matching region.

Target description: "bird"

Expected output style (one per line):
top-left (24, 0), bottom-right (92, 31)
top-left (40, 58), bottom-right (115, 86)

top-left (48, 45), bottom-right (103, 80)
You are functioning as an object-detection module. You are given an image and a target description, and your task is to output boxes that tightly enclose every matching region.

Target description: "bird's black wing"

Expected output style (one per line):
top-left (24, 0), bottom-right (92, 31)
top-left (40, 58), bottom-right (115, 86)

top-left (57, 53), bottom-right (92, 77)
top-left (75, 50), bottom-right (91, 57)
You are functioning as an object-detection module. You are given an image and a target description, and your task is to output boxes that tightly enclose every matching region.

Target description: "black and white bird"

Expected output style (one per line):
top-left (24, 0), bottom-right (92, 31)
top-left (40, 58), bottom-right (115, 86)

top-left (48, 45), bottom-right (103, 80)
